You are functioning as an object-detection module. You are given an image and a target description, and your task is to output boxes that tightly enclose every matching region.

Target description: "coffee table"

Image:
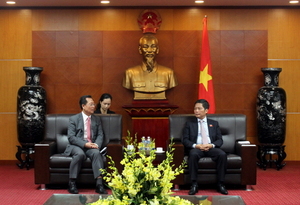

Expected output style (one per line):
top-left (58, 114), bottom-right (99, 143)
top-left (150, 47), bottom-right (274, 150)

top-left (44, 194), bottom-right (245, 205)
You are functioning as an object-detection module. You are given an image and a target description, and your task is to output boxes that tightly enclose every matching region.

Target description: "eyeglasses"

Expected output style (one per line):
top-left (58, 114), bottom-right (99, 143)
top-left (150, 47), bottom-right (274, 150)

top-left (86, 103), bottom-right (95, 107)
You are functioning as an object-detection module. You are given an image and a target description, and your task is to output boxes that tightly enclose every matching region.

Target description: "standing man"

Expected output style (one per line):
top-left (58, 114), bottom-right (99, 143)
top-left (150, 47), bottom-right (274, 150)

top-left (182, 99), bottom-right (228, 195)
top-left (64, 95), bottom-right (107, 194)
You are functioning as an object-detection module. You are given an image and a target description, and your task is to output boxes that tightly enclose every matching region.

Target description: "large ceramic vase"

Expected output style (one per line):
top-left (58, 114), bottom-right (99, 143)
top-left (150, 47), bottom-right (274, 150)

top-left (257, 67), bottom-right (286, 145)
top-left (17, 67), bottom-right (47, 146)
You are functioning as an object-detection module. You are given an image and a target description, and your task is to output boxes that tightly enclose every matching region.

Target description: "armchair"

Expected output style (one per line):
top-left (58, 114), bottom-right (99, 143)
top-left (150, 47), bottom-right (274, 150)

top-left (169, 114), bottom-right (257, 189)
top-left (34, 114), bottom-right (123, 189)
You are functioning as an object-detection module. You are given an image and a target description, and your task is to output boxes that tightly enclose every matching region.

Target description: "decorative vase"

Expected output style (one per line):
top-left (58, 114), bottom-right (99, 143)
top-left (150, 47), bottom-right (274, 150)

top-left (256, 67), bottom-right (286, 145)
top-left (17, 67), bottom-right (47, 146)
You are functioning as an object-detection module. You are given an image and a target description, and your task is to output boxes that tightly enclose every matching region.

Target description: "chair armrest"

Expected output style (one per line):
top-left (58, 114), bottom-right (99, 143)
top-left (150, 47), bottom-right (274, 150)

top-left (34, 141), bottom-right (56, 184)
top-left (239, 144), bottom-right (257, 185)
top-left (171, 142), bottom-right (185, 185)
top-left (235, 141), bottom-right (250, 156)
top-left (107, 142), bottom-right (123, 173)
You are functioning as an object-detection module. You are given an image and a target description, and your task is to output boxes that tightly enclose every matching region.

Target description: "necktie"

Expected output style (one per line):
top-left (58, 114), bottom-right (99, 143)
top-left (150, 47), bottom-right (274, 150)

top-left (87, 117), bottom-right (91, 142)
top-left (200, 120), bottom-right (209, 144)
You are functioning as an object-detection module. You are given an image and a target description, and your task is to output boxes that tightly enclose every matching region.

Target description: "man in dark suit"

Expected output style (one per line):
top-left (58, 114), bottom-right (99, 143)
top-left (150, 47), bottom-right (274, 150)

top-left (64, 95), bottom-right (107, 194)
top-left (182, 99), bottom-right (228, 195)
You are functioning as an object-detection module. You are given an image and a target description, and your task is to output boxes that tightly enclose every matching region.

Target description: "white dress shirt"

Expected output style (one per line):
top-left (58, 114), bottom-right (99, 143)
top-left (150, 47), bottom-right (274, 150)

top-left (193, 117), bottom-right (215, 148)
top-left (82, 112), bottom-right (91, 141)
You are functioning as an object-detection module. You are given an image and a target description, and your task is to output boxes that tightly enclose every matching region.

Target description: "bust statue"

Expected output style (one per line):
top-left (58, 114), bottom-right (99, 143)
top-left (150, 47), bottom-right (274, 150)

top-left (122, 34), bottom-right (178, 100)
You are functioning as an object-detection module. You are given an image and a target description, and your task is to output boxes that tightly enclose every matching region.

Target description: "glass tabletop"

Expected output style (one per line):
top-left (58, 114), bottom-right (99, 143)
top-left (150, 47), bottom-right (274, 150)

top-left (44, 194), bottom-right (246, 205)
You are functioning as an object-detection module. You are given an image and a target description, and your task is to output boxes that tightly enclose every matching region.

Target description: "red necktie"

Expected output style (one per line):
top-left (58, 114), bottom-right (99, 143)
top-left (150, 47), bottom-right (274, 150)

top-left (87, 117), bottom-right (91, 142)
top-left (200, 120), bottom-right (209, 145)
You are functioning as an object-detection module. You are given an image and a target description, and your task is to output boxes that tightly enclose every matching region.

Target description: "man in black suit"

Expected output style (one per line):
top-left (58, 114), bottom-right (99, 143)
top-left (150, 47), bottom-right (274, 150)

top-left (63, 95), bottom-right (107, 194)
top-left (182, 99), bottom-right (228, 195)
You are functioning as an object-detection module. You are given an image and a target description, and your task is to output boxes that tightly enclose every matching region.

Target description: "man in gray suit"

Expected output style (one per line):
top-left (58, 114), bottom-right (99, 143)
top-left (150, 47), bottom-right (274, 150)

top-left (64, 95), bottom-right (107, 194)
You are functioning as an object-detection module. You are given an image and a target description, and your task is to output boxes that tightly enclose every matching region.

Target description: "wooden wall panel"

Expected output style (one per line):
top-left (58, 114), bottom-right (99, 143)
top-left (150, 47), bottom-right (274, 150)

top-left (78, 9), bottom-right (141, 31)
top-left (32, 9), bottom-right (79, 30)
top-left (172, 9), bottom-right (226, 31)
top-left (268, 9), bottom-right (300, 59)
top-left (283, 114), bottom-right (300, 160)
top-left (0, 61), bottom-right (32, 112)
top-left (0, 9), bottom-right (32, 59)
top-left (267, 9), bottom-right (300, 161)
top-left (0, 8), bottom-right (32, 161)
top-left (219, 9), bottom-right (268, 30)
top-left (156, 9), bottom-right (174, 31)
top-left (0, 114), bottom-right (19, 160)
top-left (173, 9), bottom-right (207, 30)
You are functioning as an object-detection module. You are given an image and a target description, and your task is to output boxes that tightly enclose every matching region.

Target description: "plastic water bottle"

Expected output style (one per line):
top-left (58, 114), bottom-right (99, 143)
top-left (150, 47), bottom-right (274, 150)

top-left (141, 136), bottom-right (146, 150)
top-left (146, 136), bottom-right (151, 151)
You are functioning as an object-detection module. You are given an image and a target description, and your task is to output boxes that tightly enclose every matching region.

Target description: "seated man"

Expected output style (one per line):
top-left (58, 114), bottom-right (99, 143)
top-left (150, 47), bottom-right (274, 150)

top-left (182, 99), bottom-right (228, 195)
top-left (63, 95), bottom-right (107, 194)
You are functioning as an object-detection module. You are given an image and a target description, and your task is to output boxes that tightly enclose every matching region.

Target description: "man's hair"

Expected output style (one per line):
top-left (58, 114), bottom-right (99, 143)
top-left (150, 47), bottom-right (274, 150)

top-left (79, 95), bottom-right (92, 109)
top-left (195, 99), bottom-right (210, 110)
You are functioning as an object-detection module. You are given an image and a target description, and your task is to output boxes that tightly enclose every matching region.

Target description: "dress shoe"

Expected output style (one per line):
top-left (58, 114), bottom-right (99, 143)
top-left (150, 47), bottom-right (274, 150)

top-left (188, 185), bottom-right (199, 195)
top-left (217, 184), bottom-right (228, 195)
top-left (95, 184), bottom-right (108, 194)
top-left (68, 181), bottom-right (78, 194)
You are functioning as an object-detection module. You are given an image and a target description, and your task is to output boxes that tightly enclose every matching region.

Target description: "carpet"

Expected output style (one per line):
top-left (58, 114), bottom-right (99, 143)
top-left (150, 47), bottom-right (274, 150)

top-left (0, 162), bottom-right (300, 204)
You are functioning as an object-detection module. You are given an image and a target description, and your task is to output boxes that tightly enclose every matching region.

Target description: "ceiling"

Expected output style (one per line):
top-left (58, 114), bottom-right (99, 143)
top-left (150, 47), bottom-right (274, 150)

top-left (1, 0), bottom-right (299, 8)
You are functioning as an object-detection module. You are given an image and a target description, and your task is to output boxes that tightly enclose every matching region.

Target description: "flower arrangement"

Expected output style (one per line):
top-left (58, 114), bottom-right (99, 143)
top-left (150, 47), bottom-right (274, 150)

top-left (90, 131), bottom-right (192, 205)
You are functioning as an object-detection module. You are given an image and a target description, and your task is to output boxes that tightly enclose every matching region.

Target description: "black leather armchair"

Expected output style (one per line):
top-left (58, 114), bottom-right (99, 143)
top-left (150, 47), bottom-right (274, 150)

top-left (169, 114), bottom-right (257, 189)
top-left (34, 114), bottom-right (123, 189)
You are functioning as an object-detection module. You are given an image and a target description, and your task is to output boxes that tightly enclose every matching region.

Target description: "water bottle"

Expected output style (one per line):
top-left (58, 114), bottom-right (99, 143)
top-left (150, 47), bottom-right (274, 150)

top-left (141, 136), bottom-right (146, 150)
top-left (146, 136), bottom-right (151, 151)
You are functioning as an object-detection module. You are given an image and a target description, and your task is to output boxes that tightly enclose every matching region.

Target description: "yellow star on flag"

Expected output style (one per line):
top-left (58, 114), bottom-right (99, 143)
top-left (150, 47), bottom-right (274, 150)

top-left (199, 64), bottom-right (212, 91)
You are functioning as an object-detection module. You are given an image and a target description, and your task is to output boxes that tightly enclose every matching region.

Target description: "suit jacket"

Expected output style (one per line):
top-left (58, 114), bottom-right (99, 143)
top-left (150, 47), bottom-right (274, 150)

top-left (182, 116), bottom-right (223, 153)
top-left (64, 113), bottom-right (104, 156)
top-left (94, 109), bottom-right (115, 114)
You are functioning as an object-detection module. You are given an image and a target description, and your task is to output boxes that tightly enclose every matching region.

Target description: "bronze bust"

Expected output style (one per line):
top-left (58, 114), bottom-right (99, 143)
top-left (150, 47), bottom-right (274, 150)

top-left (123, 34), bottom-right (178, 100)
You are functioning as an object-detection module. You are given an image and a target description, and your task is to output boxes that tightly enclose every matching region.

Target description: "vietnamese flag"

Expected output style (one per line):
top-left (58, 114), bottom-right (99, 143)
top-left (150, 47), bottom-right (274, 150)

top-left (198, 16), bottom-right (215, 114)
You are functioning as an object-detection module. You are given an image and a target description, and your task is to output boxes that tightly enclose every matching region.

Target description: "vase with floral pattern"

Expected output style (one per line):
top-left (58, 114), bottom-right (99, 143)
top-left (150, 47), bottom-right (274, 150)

top-left (17, 67), bottom-right (47, 146)
top-left (257, 67), bottom-right (286, 145)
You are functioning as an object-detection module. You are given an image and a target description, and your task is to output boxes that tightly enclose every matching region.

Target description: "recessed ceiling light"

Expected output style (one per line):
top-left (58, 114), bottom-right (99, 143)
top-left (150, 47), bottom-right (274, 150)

top-left (6, 1), bottom-right (16, 4)
top-left (289, 1), bottom-right (299, 3)
top-left (100, 0), bottom-right (110, 4)
top-left (195, 0), bottom-right (204, 3)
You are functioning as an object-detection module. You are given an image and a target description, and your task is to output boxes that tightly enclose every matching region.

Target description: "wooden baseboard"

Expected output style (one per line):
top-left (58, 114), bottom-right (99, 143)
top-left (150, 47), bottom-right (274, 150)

top-left (283, 161), bottom-right (300, 165)
top-left (0, 160), bottom-right (18, 165)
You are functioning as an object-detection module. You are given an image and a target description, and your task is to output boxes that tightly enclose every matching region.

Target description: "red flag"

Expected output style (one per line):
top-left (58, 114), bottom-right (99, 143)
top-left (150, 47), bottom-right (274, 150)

top-left (198, 16), bottom-right (215, 114)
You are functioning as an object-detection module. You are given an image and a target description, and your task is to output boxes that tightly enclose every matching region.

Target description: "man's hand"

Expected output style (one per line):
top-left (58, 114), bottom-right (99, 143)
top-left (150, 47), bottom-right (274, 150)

top-left (195, 144), bottom-right (213, 151)
top-left (85, 142), bottom-right (99, 149)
